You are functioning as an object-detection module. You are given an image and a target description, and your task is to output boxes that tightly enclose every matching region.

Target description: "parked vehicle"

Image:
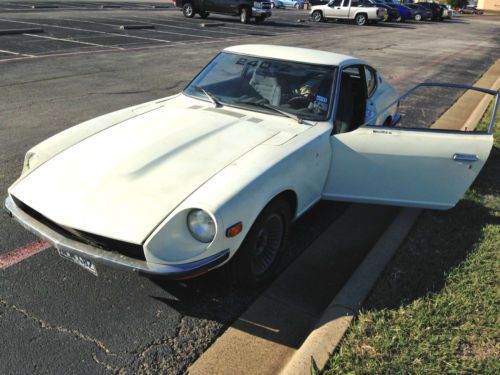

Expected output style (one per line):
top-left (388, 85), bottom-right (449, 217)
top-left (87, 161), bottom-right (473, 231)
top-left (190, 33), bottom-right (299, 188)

top-left (310, 0), bottom-right (387, 26)
top-left (458, 6), bottom-right (484, 15)
top-left (6, 45), bottom-right (496, 286)
top-left (374, 1), bottom-right (401, 22)
top-left (439, 5), bottom-right (452, 19)
top-left (175, 0), bottom-right (272, 23)
top-left (406, 3), bottom-right (432, 21)
top-left (276, 0), bottom-right (305, 8)
top-left (7, 46), bottom-right (496, 286)
top-left (418, 2), bottom-right (443, 20)
top-left (382, 0), bottom-right (413, 21)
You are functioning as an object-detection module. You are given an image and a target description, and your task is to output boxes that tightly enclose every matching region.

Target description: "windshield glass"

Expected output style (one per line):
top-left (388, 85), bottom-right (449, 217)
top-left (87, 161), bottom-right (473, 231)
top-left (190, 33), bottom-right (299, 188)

top-left (184, 52), bottom-right (336, 121)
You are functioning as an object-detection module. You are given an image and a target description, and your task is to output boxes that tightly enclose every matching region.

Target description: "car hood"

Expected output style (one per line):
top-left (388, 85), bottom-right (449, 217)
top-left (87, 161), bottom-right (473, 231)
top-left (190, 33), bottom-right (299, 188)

top-left (10, 102), bottom-right (295, 244)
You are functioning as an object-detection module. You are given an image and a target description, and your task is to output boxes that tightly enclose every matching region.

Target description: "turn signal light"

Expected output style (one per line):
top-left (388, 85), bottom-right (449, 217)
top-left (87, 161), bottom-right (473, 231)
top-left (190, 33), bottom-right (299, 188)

top-left (226, 222), bottom-right (243, 238)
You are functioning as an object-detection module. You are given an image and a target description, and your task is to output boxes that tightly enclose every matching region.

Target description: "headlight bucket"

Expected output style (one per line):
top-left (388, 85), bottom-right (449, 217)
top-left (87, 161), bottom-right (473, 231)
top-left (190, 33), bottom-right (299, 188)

top-left (187, 209), bottom-right (216, 243)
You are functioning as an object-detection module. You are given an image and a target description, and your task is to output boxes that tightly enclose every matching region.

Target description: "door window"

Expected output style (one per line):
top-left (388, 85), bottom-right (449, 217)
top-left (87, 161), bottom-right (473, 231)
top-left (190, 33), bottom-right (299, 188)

top-left (330, 0), bottom-right (342, 6)
top-left (364, 66), bottom-right (377, 97)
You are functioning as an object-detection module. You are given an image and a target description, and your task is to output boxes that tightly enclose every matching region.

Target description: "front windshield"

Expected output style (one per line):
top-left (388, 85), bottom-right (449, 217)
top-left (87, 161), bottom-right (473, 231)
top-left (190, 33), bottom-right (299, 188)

top-left (184, 52), bottom-right (336, 121)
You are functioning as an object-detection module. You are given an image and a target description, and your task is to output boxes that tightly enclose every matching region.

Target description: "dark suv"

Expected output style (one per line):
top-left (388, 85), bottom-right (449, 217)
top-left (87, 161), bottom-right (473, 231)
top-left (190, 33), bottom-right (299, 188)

top-left (175, 0), bottom-right (272, 23)
top-left (418, 2), bottom-right (443, 20)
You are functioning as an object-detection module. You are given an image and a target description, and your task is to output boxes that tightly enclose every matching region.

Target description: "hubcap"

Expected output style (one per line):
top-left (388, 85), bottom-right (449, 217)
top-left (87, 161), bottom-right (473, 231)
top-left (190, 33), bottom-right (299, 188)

top-left (251, 214), bottom-right (284, 276)
top-left (313, 12), bottom-right (321, 21)
top-left (185, 5), bottom-right (192, 16)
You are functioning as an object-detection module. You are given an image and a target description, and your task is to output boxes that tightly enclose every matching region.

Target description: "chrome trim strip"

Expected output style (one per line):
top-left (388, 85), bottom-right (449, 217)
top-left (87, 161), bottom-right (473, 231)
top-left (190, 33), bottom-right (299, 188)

top-left (4, 196), bottom-right (229, 277)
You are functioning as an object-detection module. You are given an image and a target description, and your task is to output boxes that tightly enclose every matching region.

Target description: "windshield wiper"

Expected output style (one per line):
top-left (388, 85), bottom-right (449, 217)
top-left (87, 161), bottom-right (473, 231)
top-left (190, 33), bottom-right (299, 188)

top-left (192, 85), bottom-right (222, 108)
top-left (235, 101), bottom-right (303, 124)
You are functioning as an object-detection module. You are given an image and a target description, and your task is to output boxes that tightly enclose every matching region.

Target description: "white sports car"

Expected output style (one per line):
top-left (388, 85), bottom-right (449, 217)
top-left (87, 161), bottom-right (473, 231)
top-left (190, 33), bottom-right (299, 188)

top-left (5, 45), bottom-right (496, 286)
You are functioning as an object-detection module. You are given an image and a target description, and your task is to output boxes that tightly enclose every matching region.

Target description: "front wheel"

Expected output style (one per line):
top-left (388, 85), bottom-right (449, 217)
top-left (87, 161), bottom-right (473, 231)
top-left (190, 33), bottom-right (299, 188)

top-left (414, 13), bottom-right (422, 21)
top-left (311, 10), bottom-right (323, 22)
top-left (255, 15), bottom-right (266, 23)
top-left (182, 3), bottom-right (195, 18)
top-left (228, 199), bottom-right (291, 287)
top-left (240, 7), bottom-right (250, 23)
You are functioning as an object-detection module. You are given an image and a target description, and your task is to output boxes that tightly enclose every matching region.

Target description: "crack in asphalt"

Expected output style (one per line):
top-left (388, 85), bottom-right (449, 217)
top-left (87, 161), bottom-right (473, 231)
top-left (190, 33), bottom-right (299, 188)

top-left (0, 298), bottom-right (115, 356)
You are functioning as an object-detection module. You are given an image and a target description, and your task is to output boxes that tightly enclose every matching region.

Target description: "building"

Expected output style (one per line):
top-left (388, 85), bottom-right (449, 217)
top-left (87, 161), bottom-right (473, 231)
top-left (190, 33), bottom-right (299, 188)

top-left (477, 0), bottom-right (500, 10)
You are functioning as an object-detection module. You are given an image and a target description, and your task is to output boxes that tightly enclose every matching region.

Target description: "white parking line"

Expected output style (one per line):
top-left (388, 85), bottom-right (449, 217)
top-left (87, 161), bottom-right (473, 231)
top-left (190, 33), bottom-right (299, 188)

top-left (0, 48), bottom-right (35, 57)
top-left (23, 33), bottom-right (125, 50)
top-left (125, 15), bottom-right (252, 35)
top-left (0, 18), bottom-right (173, 43)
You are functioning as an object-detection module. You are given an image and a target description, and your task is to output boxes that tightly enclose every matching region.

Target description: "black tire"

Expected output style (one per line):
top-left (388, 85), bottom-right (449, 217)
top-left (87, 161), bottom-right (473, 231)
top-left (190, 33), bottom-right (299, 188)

top-left (183, 3), bottom-right (195, 18)
top-left (355, 13), bottom-right (367, 26)
top-left (228, 199), bottom-right (291, 288)
top-left (414, 13), bottom-right (422, 21)
top-left (311, 10), bottom-right (323, 22)
top-left (255, 15), bottom-right (266, 23)
top-left (199, 11), bottom-right (209, 18)
top-left (240, 7), bottom-right (249, 23)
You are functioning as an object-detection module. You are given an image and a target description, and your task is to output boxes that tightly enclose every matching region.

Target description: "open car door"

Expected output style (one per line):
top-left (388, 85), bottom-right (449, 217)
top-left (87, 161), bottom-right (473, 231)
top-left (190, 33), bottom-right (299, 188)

top-left (323, 83), bottom-right (497, 210)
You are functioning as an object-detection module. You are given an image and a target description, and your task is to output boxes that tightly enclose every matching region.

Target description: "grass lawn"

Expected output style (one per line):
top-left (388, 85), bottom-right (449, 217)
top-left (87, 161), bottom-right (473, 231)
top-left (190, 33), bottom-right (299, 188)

top-left (324, 103), bottom-right (500, 374)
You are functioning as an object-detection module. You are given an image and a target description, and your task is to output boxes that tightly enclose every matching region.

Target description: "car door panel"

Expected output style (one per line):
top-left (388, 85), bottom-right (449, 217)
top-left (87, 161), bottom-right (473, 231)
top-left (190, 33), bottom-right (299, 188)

top-left (322, 127), bottom-right (493, 209)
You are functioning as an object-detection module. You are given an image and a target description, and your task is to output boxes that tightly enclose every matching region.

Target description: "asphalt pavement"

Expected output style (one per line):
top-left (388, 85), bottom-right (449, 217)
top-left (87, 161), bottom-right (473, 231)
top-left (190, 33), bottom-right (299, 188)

top-left (1, 3), bottom-right (499, 374)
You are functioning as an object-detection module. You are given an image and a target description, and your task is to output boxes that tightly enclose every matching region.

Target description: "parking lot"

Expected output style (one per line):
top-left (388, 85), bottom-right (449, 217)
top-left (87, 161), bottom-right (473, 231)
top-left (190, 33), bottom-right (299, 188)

top-left (1, 2), bottom-right (499, 374)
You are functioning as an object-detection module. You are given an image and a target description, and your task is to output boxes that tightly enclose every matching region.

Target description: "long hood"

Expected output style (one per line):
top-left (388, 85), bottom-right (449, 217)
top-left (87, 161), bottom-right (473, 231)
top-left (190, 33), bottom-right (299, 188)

top-left (11, 104), bottom-right (281, 243)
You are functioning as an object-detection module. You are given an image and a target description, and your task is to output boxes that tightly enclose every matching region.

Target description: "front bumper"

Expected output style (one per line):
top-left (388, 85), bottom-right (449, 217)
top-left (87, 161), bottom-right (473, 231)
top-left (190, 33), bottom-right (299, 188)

top-left (4, 196), bottom-right (229, 278)
top-left (252, 8), bottom-right (272, 17)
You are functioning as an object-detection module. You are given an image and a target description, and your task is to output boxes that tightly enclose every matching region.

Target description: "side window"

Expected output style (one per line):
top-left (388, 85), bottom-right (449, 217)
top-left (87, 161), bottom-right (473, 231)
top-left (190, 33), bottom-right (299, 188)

top-left (334, 66), bottom-right (367, 134)
top-left (364, 66), bottom-right (377, 97)
top-left (342, 0), bottom-right (350, 6)
top-left (351, 0), bottom-right (359, 6)
top-left (331, 0), bottom-right (342, 6)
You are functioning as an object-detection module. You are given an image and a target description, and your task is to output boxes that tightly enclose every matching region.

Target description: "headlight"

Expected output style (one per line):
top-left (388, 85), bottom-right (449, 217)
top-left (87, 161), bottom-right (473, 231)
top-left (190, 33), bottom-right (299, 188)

top-left (187, 209), bottom-right (215, 243)
top-left (22, 152), bottom-right (39, 173)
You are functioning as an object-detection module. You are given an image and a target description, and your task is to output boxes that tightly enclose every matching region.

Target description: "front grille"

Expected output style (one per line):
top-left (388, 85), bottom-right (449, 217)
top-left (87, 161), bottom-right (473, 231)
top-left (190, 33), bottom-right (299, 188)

top-left (262, 2), bottom-right (272, 9)
top-left (12, 196), bottom-right (146, 261)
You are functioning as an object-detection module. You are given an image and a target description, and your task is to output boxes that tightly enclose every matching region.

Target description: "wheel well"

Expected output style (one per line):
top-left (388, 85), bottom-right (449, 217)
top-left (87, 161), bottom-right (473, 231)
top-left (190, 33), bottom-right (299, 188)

top-left (270, 190), bottom-right (298, 219)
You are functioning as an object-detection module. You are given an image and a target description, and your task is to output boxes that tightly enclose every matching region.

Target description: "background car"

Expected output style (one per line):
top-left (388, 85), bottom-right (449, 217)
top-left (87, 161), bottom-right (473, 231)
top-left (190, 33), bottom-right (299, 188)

top-left (276, 0), bottom-right (305, 8)
top-left (406, 3), bottom-right (432, 21)
top-left (458, 6), bottom-right (484, 15)
top-left (374, 1), bottom-right (401, 22)
top-left (382, 0), bottom-right (413, 21)
top-left (418, 2), bottom-right (443, 20)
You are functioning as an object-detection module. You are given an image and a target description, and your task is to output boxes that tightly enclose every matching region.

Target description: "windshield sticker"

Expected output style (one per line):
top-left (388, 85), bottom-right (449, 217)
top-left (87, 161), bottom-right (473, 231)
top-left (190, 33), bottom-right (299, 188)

top-left (315, 95), bottom-right (328, 103)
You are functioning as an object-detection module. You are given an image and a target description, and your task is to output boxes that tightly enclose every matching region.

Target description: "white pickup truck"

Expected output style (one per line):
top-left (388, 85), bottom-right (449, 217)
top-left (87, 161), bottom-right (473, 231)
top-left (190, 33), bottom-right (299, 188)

top-left (310, 0), bottom-right (386, 26)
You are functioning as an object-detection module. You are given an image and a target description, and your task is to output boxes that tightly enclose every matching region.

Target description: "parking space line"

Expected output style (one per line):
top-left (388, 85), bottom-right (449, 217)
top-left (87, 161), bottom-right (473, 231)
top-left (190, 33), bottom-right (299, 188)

top-left (0, 48), bottom-right (35, 57)
top-left (23, 33), bottom-right (125, 50)
top-left (0, 241), bottom-right (51, 270)
top-left (0, 18), bottom-right (173, 43)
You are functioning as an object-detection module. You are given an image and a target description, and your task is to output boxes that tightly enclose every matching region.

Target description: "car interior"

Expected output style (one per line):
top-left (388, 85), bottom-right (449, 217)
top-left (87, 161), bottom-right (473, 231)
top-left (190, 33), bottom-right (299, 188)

top-left (334, 66), bottom-right (367, 134)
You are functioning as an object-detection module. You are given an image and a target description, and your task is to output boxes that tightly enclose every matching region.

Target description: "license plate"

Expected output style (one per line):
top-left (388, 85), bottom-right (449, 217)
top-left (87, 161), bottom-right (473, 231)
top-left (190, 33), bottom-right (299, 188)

top-left (58, 248), bottom-right (98, 276)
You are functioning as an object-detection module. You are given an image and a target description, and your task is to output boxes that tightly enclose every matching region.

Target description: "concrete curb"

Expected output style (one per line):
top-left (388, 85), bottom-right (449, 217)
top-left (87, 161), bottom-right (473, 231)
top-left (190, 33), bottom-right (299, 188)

top-left (280, 208), bottom-right (421, 374)
top-left (431, 59), bottom-right (500, 131)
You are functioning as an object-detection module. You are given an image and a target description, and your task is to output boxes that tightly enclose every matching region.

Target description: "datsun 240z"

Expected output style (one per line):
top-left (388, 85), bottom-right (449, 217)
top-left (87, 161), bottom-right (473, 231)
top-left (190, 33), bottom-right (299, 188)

top-left (5, 45), bottom-right (497, 286)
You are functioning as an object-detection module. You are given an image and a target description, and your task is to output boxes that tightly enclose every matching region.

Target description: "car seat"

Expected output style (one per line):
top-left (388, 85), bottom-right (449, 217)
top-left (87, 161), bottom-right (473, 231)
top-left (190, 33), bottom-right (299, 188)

top-left (335, 73), bottom-right (354, 134)
top-left (249, 65), bottom-right (282, 106)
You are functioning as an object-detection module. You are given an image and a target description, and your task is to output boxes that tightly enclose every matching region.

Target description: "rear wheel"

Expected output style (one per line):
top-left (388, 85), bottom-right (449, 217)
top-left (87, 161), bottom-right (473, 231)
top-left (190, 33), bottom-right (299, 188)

top-left (414, 13), bottom-right (422, 21)
top-left (355, 13), bottom-right (367, 26)
top-left (240, 7), bottom-right (250, 23)
top-left (182, 3), bottom-right (195, 18)
top-left (311, 10), bottom-right (323, 22)
top-left (229, 199), bottom-right (291, 288)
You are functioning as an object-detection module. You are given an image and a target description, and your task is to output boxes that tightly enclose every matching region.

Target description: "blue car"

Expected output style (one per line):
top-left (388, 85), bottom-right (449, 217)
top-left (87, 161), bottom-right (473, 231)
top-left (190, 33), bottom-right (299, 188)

top-left (275, 0), bottom-right (305, 9)
top-left (383, 0), bottom-right (413, 21)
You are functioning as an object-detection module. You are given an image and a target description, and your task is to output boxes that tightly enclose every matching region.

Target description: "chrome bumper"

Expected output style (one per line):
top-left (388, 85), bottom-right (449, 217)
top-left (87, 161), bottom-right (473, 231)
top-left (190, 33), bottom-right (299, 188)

top-left (252, 8), bottom-right (272, 17)
top-left (4, 196), bottom-right (229, 278)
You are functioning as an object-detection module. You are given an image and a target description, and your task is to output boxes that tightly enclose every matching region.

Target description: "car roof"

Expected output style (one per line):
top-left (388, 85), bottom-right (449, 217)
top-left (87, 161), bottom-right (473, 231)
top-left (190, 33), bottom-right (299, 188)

top-left (223, 44), bottom-right (365, 67)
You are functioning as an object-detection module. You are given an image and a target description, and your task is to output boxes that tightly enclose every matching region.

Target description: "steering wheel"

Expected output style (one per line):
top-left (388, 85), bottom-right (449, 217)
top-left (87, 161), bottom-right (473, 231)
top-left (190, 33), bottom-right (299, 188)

top-left (287, 96), bottom-right (309, 109)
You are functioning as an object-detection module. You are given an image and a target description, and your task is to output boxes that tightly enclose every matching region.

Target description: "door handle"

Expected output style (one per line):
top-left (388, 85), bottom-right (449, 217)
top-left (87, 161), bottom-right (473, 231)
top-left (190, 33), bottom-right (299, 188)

top-left (453, 153), bottom-right (478, 162)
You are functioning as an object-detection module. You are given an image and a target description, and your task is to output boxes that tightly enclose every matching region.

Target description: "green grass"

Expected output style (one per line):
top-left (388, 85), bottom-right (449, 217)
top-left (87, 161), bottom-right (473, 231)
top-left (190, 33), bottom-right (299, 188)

top-left (324, 103), bottom-right (500, 374)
